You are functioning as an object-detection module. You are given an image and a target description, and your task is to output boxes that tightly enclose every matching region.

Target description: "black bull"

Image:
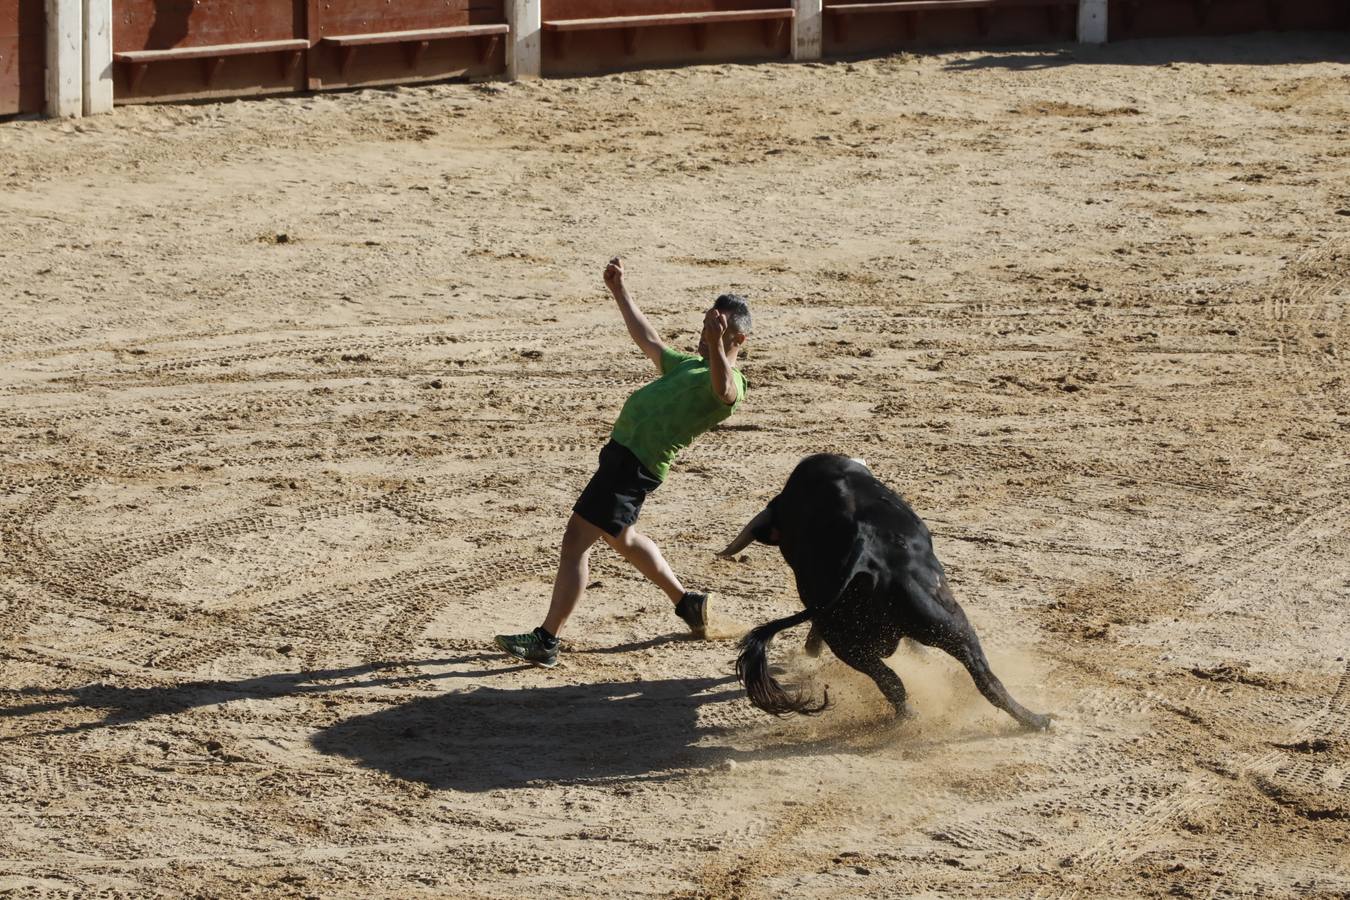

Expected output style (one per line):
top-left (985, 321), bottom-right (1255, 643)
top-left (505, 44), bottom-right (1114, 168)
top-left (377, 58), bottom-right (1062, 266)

top-left (722, 454), bottom-right (1051, 731)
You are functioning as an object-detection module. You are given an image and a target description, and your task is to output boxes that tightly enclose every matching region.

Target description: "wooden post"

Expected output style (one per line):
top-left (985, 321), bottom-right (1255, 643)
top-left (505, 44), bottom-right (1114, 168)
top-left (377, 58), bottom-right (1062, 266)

top-left (793, 0), bottom-right (823, 60)
top-left (305, 0), bottom-right (322, 91)
top-left (507, 0), bottom-right (541, 79)
top-left (82, 0), bottom-right (112, 114)
top-left (1077, 0), bottom-right (1108, 43)
top-left (46, 0), bottom-right (82, 116)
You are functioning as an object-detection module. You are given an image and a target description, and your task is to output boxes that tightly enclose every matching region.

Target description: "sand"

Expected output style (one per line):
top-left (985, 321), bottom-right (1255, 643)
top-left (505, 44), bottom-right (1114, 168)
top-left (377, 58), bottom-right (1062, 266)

top-left (1, 32), bottom-right (1348, 898)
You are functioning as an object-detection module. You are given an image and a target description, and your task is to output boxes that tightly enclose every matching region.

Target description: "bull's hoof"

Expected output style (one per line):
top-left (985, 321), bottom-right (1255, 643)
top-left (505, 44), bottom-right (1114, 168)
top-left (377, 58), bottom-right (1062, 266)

top-left (1023, 712), bottom-right (1053, 732)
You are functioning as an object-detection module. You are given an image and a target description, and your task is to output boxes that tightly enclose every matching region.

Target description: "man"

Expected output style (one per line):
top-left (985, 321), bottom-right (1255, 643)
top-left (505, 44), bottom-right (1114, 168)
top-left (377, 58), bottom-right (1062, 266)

top-left (494, 257), bottom-right (751, 668)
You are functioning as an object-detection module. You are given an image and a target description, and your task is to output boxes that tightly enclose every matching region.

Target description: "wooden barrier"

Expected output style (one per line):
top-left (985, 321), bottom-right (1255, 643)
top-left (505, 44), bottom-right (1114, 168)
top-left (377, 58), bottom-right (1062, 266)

top-left (1109, 0), bottom-right (1346, 39)
top-left (104, 0), bottom-right (508, 104)
top-left (1, 0), bottom-right (45, 115)
top-left (306, 0), bottom-right (507, 92)
top-left (539, 0), bottom-right (794, 74)
top-left (13, 0), bottom-right (1349, 117)
top-left (110, 0), bottom-right (306, 102)
top-left (824, 0), bottom-right (1077, 52)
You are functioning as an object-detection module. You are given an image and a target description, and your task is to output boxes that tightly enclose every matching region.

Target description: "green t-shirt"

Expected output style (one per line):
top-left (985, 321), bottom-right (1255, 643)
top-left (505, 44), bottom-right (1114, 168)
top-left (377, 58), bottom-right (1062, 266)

top-left (611, 346), bottom-right (747, 482)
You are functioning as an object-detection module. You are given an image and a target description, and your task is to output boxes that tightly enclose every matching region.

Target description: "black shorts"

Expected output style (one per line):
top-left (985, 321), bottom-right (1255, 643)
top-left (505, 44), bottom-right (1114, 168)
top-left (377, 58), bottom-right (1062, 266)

top-left (573, 440), bottom-right (661, 536)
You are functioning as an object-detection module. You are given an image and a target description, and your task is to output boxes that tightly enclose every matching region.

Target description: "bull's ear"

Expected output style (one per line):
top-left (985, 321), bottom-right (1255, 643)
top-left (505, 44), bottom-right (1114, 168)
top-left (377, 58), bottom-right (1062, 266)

top-left (750, 506), bottom-right (777, 545)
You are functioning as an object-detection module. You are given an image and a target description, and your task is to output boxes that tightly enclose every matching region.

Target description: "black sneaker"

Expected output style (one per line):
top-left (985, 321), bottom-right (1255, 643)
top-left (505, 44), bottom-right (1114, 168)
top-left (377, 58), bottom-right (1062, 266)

top-left (674, 591), bottom-right (709, 637)
top-left (494, 629), bottom-right (559, 668)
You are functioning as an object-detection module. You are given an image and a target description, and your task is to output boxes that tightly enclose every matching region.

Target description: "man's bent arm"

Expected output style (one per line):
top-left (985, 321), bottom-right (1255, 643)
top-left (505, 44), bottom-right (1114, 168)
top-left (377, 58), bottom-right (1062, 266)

top-left (706, 342), bottom-right (738, 406)
top-left (702, 310), bottom-right (739, 406)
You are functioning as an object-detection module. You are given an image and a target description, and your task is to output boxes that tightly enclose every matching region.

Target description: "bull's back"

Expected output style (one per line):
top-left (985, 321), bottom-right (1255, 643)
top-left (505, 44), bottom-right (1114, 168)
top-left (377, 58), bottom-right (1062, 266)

top-left (776, 454), bottom-right (934, 564)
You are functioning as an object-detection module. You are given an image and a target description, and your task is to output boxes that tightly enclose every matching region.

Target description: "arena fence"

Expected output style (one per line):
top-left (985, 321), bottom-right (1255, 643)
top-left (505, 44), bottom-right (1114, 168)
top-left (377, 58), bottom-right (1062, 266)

top-left (6, 0), bottom-right (1346, 118)
top-left (1, 0), bottom-right (44, 114)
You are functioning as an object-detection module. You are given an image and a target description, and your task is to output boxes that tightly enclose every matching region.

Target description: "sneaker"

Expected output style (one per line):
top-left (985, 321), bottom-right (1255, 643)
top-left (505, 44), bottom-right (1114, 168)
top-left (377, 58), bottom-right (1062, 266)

top-left (494, 629), bottom-right (559, 668)
top-left (674, 591), bottom-right (709, 637)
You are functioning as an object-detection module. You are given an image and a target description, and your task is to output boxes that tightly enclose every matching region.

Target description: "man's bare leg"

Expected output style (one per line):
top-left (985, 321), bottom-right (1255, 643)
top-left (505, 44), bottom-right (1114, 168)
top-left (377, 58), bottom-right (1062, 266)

top-left (541, 513), bottom-right (606, 637)
top-left (603, 525), bottom-right (686, 604)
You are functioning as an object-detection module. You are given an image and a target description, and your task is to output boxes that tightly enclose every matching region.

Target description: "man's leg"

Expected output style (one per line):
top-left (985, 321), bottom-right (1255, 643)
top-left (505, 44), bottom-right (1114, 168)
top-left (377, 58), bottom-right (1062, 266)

top-left (541, 512), bottom-right (607, 637)
top-left (495, 513), bottom-right (605, 666)
top-left (603, 524), bottom-right (709, 635)
top-left (602, 524), bottom-right (685, 603)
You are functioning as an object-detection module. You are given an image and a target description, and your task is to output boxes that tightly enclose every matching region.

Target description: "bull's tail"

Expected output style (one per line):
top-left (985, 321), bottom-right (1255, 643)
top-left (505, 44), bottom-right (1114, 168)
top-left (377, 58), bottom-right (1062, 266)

top-left (736, 535), bottom-right (868, 717)
top-left (736, 606), bottom-right (830, 716)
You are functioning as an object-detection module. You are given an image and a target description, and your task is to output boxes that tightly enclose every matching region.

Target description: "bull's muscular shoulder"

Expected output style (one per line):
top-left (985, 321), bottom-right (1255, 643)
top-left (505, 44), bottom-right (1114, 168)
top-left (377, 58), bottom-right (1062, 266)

top-left (788, 453), bottom-right (861, 482)
top-left (779, 453), bottom-right (869, 502)
top-left (773, 452), bottom-right (932, 537)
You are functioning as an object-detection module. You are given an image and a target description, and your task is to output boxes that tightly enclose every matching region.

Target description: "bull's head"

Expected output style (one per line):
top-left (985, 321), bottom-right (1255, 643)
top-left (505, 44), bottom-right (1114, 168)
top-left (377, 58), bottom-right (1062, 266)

top-left (717, 505), bottom-right (779, 558)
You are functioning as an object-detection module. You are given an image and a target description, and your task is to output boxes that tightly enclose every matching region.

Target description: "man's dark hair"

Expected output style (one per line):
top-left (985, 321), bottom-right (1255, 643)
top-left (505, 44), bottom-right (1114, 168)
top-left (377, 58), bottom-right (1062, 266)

top-left (715, 293), bottom-right (752, 336)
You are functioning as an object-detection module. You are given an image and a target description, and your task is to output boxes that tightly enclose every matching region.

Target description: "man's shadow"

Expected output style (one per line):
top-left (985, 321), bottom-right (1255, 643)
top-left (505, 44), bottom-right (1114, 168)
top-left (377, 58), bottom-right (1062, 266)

top-left (6, 639), bottom-right (931, 790)
top-left (0, 654), bottom-right (525, 741)
top-left (2, 645), bottom-right (754, 789)
top-left (310, 675), bottom-right (744, 791)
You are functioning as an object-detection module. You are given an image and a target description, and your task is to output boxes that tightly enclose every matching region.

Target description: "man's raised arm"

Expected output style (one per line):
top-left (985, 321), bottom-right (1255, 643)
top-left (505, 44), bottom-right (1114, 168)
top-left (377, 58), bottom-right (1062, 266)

top-left (605, 258), bottom-right (665, 369)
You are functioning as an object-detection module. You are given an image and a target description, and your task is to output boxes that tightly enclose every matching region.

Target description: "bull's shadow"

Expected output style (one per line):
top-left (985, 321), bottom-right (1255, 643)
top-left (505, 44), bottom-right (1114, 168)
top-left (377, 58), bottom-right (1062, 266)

top-left (310, 676), bottom-right (743, 791)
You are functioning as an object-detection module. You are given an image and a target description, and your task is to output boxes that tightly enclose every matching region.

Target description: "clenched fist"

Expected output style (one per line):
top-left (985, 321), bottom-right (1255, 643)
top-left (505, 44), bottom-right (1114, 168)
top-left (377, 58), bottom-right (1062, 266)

top-left (603, 257), bottom-right (625, 290)
top-left (701, 307), bottom-right (728, 346)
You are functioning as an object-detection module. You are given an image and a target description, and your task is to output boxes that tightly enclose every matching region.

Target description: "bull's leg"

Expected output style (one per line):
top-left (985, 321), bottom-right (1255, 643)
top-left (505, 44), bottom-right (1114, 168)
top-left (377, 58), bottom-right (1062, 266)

top-left (803, 623), bottom-right (823, 657)
top-left (929, 628), bottom-right (1050, 731)
top-left (828, 640), bottom-right (913, 717)
top-left (902, 565), bottom-right (1051, 730)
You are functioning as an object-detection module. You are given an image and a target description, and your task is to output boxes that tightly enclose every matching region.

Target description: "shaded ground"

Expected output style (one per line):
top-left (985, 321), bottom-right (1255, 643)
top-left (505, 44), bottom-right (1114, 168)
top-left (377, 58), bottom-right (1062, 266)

top-left (1, 32), bottom-right (1348, 898)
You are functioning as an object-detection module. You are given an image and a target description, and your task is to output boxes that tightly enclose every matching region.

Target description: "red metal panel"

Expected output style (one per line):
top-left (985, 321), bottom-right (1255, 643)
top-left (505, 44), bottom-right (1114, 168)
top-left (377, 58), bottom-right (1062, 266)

top-left (307, 0), bottom-right (508, 89)
top-left (115, 0), bottom-right (303, 51)
top-left (544, 0), bottom-right (788, 16)
top-left (1108, 0), bottom-right (1346, 39)
top-left (539, 0), bottom-right (793, 75)
top-left (314, 0), bottom-right (504, 36)
top-left (0, 0), bottom-right (43, 116)
top-left (112, 0), bottom-right (308, 102)
top-left (822, 0), bottom-right (1075, 53)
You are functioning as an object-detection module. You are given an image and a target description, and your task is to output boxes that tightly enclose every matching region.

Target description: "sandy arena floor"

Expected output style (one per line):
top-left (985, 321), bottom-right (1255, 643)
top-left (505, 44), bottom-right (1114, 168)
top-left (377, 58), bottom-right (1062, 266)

top-left (2, 32), bottom-right (1348, 899)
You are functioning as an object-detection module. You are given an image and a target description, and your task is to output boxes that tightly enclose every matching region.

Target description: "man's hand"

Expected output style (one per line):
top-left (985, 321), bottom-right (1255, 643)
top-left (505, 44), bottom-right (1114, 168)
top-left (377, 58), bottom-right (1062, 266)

top-left (701, 308), bottom-right (728, 349)
top-left (604, 257), bottom-right (625, 292)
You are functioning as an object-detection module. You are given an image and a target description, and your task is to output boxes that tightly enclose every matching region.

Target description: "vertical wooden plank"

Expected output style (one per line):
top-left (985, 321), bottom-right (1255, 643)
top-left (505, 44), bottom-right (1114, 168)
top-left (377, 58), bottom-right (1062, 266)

top-left (792, 0), bottom-right (821, 60)
top-left (81, 0), bottom-right (110, 113)
top-left (45, 0), bottom-right (79, 115)
top-left (507, 0), bottom-right (539, 79)
top-left (1077, 0), bottom-right (1107, 42)
top-left (304, 0), bottom-right (321, 90)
